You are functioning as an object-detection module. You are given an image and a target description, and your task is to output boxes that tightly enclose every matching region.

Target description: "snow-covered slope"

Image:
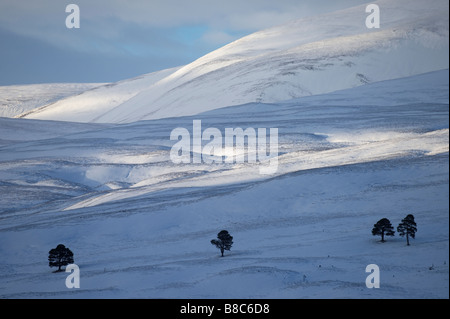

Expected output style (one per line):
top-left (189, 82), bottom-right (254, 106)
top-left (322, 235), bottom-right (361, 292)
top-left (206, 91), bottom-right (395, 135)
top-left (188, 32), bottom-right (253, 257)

top-left (0, 83), bottom-right (103, 118)
top-left (16, 67), bottom-right (181, 122)
top-left (20, 0), bottom-right (449, 123)
top-left (0, 69), bottom-right (448, 298)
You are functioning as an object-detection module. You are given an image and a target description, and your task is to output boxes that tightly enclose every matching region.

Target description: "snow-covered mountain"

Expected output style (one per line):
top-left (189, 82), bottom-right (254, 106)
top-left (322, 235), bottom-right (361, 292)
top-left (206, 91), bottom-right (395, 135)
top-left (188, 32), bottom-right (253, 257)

top-left (18, 0), bottom-right (449, 123)
top-left (0, 0), bottom-right (448, 300)
top-left (15, 68), bottom-right (179, 122)
top-left (0, 69), bottom-right (448, 298)
top-left (0, 83), bottom-right (103, 118)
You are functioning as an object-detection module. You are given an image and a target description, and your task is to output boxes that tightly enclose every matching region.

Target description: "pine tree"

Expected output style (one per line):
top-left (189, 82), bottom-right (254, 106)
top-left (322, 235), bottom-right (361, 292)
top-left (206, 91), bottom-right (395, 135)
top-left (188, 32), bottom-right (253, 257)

top-left (48, 244), bottom-right (74, 272)
top-left (211, 230), bottom-right (233, 257)
top-left (372, 218), bottom-right (395, 242)
top-left (397, 214), bottom-right (417, 246)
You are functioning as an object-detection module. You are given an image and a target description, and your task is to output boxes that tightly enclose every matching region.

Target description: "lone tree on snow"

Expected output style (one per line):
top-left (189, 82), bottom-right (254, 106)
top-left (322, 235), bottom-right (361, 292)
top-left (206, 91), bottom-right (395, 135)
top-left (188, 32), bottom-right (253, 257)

top-left (397, 214), bottom-right (417, 246)
top-left (372, 218), bottom-right (395, 242)
top-left (211, 230), bottom-right (233, 257)
top-left (48, 244), bottom-right (74, 272)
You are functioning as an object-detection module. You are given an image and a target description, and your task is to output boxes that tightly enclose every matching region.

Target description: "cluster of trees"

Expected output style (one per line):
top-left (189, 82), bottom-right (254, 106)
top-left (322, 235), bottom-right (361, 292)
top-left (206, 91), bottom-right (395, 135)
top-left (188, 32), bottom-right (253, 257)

top-left (372, 214), bottom-right (417, 245)
top-left (49, 216), bottom-right (418, 274)
top-left (49, 212), bottom-right (418, 273)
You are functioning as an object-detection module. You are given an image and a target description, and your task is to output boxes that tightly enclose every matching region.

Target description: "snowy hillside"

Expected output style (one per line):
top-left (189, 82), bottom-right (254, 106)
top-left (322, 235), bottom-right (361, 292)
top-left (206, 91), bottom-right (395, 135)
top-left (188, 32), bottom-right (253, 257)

top-left (0, 83), bottom-right (103, 118)
top-left (19, 0), bottom-right (449, 123)
top-left (15, 68), bottom-right (180, 122)
top-left (0, 69), bottom-right (448, 298)
top-left (0, 0), bottom-right (448, 301)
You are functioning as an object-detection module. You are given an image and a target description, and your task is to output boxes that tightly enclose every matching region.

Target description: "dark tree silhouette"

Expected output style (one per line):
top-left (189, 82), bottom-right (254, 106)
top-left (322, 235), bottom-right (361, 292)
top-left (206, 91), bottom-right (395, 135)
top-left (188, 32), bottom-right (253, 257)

top-left (48, 244), bottom-right (74, 272)
top-left (211, 230), bottom-right (233, 257)
top-left (397, 214), bottom-right (417, 246)
top-left (372, 218), bottom-right (395, 242)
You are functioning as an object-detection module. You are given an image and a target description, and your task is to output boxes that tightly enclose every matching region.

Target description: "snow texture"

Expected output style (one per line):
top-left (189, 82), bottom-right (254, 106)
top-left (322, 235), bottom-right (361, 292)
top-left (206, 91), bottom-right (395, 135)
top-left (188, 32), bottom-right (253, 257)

top-left (0, 0), bottom-right (448, 299)
top-left (0, 83), bottom-right (103, 118)
top-left (0, 69), bottom-right (448, 298)
top-left (15, 0), bottom-right (449, 124)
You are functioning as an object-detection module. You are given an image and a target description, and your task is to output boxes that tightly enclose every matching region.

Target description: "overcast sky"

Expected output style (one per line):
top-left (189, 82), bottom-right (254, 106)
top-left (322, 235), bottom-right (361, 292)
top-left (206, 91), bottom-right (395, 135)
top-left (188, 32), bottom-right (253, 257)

top-left (0, 0), bottom-right (371, 85)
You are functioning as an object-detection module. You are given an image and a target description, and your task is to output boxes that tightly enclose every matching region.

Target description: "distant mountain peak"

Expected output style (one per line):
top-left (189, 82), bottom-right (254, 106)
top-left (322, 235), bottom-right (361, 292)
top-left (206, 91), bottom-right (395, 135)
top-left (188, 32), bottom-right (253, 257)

top-left (20, 0), bottom-right (449, 123)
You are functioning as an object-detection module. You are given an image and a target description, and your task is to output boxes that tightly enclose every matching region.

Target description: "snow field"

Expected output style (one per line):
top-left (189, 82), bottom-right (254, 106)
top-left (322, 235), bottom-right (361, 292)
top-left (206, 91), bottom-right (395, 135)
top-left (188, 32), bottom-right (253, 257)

top-left (0, 70), bottom-right (448, 298)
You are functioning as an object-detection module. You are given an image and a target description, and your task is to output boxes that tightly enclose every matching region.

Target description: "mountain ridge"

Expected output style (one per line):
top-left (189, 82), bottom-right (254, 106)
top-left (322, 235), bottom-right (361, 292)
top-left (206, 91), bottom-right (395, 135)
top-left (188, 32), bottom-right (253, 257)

top-left (18, 0), bottom-right (449, 123)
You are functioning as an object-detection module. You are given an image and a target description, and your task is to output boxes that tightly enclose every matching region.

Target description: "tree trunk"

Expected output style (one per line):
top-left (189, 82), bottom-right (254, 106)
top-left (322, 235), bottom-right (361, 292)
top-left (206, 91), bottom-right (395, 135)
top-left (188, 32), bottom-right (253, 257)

top-left (406, 233), bottom-right (410, 246)
top-left (221, 248), bottom-right (224, 257)
top-left (381, 231), bottom-right (385, 242)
